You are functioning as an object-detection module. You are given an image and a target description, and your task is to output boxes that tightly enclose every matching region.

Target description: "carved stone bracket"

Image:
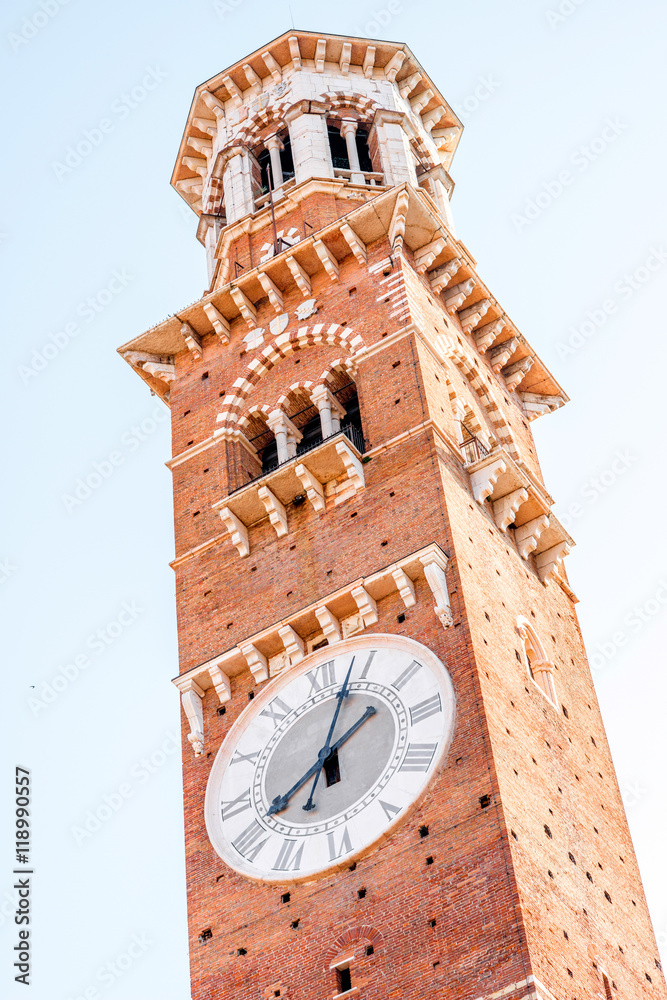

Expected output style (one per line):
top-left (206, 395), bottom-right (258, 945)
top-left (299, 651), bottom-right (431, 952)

top-left (218, 507), bottom-right (250, 558)
top-left (295, 463), bottom-right (325, 511)
top-left (535, 542), bottom-right (570, 585)
top-left (429, 257), bottom-right (461, 293)
top-left (391, 567), bottom-right (416, 607)
top-left (520, 392), bottom-right (566, 420)
top-left (315, 606), bottom-right (342, 643)
top-left (180, 321), bottom-right (203, 359)
top-left (335, 439), bottom-right (365, 496)
top-left (351, 585), bottom-right (378, 626)
top-left (458, 298), bottom-right (492, 333)
top-left (230, 286), bottom-right (257, 329)
top-left (240, 642), bottom-right (269, 683)
top-left (258, 486), bottom-right (288, 537)
top-left (203, 302), bottom-right (231, 343)
top-left (515, 514), bottom-right (550, 559)
top-left (502, 356), bottom-right (534, 391)
top-left (278, 624), bottom-right (306, 666)
top-left (474, 318), bottom-right (506, 353)
top-left (172, 543), bottom-right (453, 715)
top-left (419, 550), bottom-right (453, 628)
top-left (469, 455), bottom-right (508, 503)
top-left (493, 488), bottom-right (528, 532)
top-left (444, 278), bottom-right (474, 314)
top-left (175, 678), bottom-right (205, 756)
top-left (488, 338), bottom-right (518, 373)
top-left (414, 237), bottom-right (447, 273)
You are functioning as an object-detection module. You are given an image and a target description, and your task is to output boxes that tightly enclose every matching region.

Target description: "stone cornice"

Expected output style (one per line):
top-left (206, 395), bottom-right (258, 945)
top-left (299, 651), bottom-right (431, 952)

top-left (171, 540), bottom-right (455, 754)
top-left (119, 183), bottom-right (567, 415)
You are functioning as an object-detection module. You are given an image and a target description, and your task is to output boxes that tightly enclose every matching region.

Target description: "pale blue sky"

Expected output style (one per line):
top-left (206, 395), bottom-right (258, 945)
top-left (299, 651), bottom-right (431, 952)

top-left (2, 1), bottom-right (667, 997)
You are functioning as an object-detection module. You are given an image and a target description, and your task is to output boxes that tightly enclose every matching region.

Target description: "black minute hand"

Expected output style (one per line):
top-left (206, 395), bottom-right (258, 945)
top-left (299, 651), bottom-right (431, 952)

top-left (266, 704), bottom-right (377, 816)
top-left (302, 656), bottom-right (355, 812)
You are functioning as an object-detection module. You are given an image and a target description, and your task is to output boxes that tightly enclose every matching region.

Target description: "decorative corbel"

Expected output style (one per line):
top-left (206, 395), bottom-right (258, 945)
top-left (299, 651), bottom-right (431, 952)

top-left (295, 463), bottom-right (325, 511)
top-left (429, 257), bottom-right (461, 293)
top-left (176, 678), bottom-right (205, 756)
top-left (458, 298), bottom-right (492, 333)
top-left (384, 50), bottom-right (406, 82)
top-left (208, 663), bottom-right (232, 704)
top-left (515, 515), bottom-right (550, 559)
top-left (258, 272), bottom-right (284, 313)
top-left (286, 256), bottom-right (312, 297)
top-left (419, 553), bottom-right (453, 628)
top-left (489, 338), bottom-right (518, 373)
top-left (201, 90), bottom-right (226, 120)
top-left (230, 286), bottom-right (257, 329)
top-left (536, 542), bottom-right (570, 585)
top-left (389, 188), bottom-right (410, 253)
top-left (180, 321), bottom-right (202, 359)
top-left (203, 302), bottom-right (231, 344)
top-left (493, 488), bottom-right (528, 532)
top-left (351, 585), bottom-right (378, 626)
top-left (313, 240), bottom-right (339, 281)
top-left (474, 318), bottom-right (506, 353)
top-left (502, 356), bottom-right (534, 391)
top-left (261, 50), bottom-right (283, 83)
top-left (392, 568), bottom-right (416, 608)
top-left (278, 625), bottom-right (305, 665)
top-left (315, 606), bottom-right (342, 643)
top-left (414, 237), bottom-right (447, 273)
top-left (218, 507), bottom-right (250, 558)
top-left (444, 279), bottom-right (475, 314)
top-left (336, 440), bottom-right (365, 493)
top-left (258, 486), bottom-right (288, 537)
top-left (468, 455), bottom-right (507, 503)
top-left (340, 224), bottom-right (367, 266)
top-left (240, 643), bottom-right (269, 683)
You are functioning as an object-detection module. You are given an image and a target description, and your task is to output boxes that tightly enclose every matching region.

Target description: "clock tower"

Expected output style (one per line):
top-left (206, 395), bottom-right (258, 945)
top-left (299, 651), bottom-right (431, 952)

top-left (119, 30), bottom-right (665, 1000)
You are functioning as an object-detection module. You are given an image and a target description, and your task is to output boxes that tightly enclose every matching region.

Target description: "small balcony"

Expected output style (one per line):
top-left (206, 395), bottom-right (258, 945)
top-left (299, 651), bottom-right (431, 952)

top-left (333, 167), bottom-right (386, 187)
top-left (459, 424), bottom-right (489, 465)
top-left (464, 443), bottom-right (574, 585)
top-left (213, 425), bottom-right (366, 558)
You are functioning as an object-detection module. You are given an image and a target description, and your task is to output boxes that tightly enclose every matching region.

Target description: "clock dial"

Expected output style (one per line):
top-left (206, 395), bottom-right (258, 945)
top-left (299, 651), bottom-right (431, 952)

top-left (205, 634), bottom-right (456, 881)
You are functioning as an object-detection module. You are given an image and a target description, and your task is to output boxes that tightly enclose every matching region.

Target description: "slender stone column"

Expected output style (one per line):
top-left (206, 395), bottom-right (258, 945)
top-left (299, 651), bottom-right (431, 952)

top-left (265, 135), bottom-right (284, 188)
top-left (267, 410), bottom-right (302, 464)
top-left (311, 385), bottom-right (333, 438)
top-left (340, 121), bottom-right (365, 185)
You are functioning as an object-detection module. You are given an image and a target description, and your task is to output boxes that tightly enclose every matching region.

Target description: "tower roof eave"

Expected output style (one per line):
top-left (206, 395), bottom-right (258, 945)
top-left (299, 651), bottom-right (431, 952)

top-left (118, 182), bottom-right (567, 409)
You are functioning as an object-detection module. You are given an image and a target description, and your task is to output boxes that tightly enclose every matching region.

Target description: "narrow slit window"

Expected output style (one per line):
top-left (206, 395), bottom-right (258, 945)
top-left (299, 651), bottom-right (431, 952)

top-left (336, 966), bottom-right (352, 994)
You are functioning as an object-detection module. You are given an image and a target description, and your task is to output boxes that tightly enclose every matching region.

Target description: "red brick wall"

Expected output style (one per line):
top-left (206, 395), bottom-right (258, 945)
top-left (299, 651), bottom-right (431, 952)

top-left (169, 197), bottom-right (665, 1000)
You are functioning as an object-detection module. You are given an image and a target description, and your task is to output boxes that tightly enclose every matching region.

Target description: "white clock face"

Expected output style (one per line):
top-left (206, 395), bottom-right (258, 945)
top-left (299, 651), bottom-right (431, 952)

top-left (205, 634), bottom-right (456, 882)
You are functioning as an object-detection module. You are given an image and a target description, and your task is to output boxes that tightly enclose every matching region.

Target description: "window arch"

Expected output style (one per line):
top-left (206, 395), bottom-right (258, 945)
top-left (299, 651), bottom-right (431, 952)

top-left (517, 617), bottom-right (557, 706)
top-left (250, 128), bottom-right (295, 211)
top-left (326, 925), bottom-right (383, 997)
top-left (327, 116), bottom-right (375, 180)
top-left (239, 408), bottom-right (278, 477)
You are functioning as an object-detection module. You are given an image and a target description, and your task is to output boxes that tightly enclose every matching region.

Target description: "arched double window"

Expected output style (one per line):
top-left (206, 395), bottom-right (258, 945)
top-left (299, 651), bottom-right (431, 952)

top-left (237, 372), bottom-right (365, 485)
top-left (517, 617), bottom-right (557, 706)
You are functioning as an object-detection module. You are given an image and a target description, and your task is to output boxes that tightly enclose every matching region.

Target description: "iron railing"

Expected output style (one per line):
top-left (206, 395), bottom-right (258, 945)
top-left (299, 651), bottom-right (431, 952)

top-left (231, 423), bottom-right (365, 495)
top-left (459, 424), bottom-right (489, 466)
